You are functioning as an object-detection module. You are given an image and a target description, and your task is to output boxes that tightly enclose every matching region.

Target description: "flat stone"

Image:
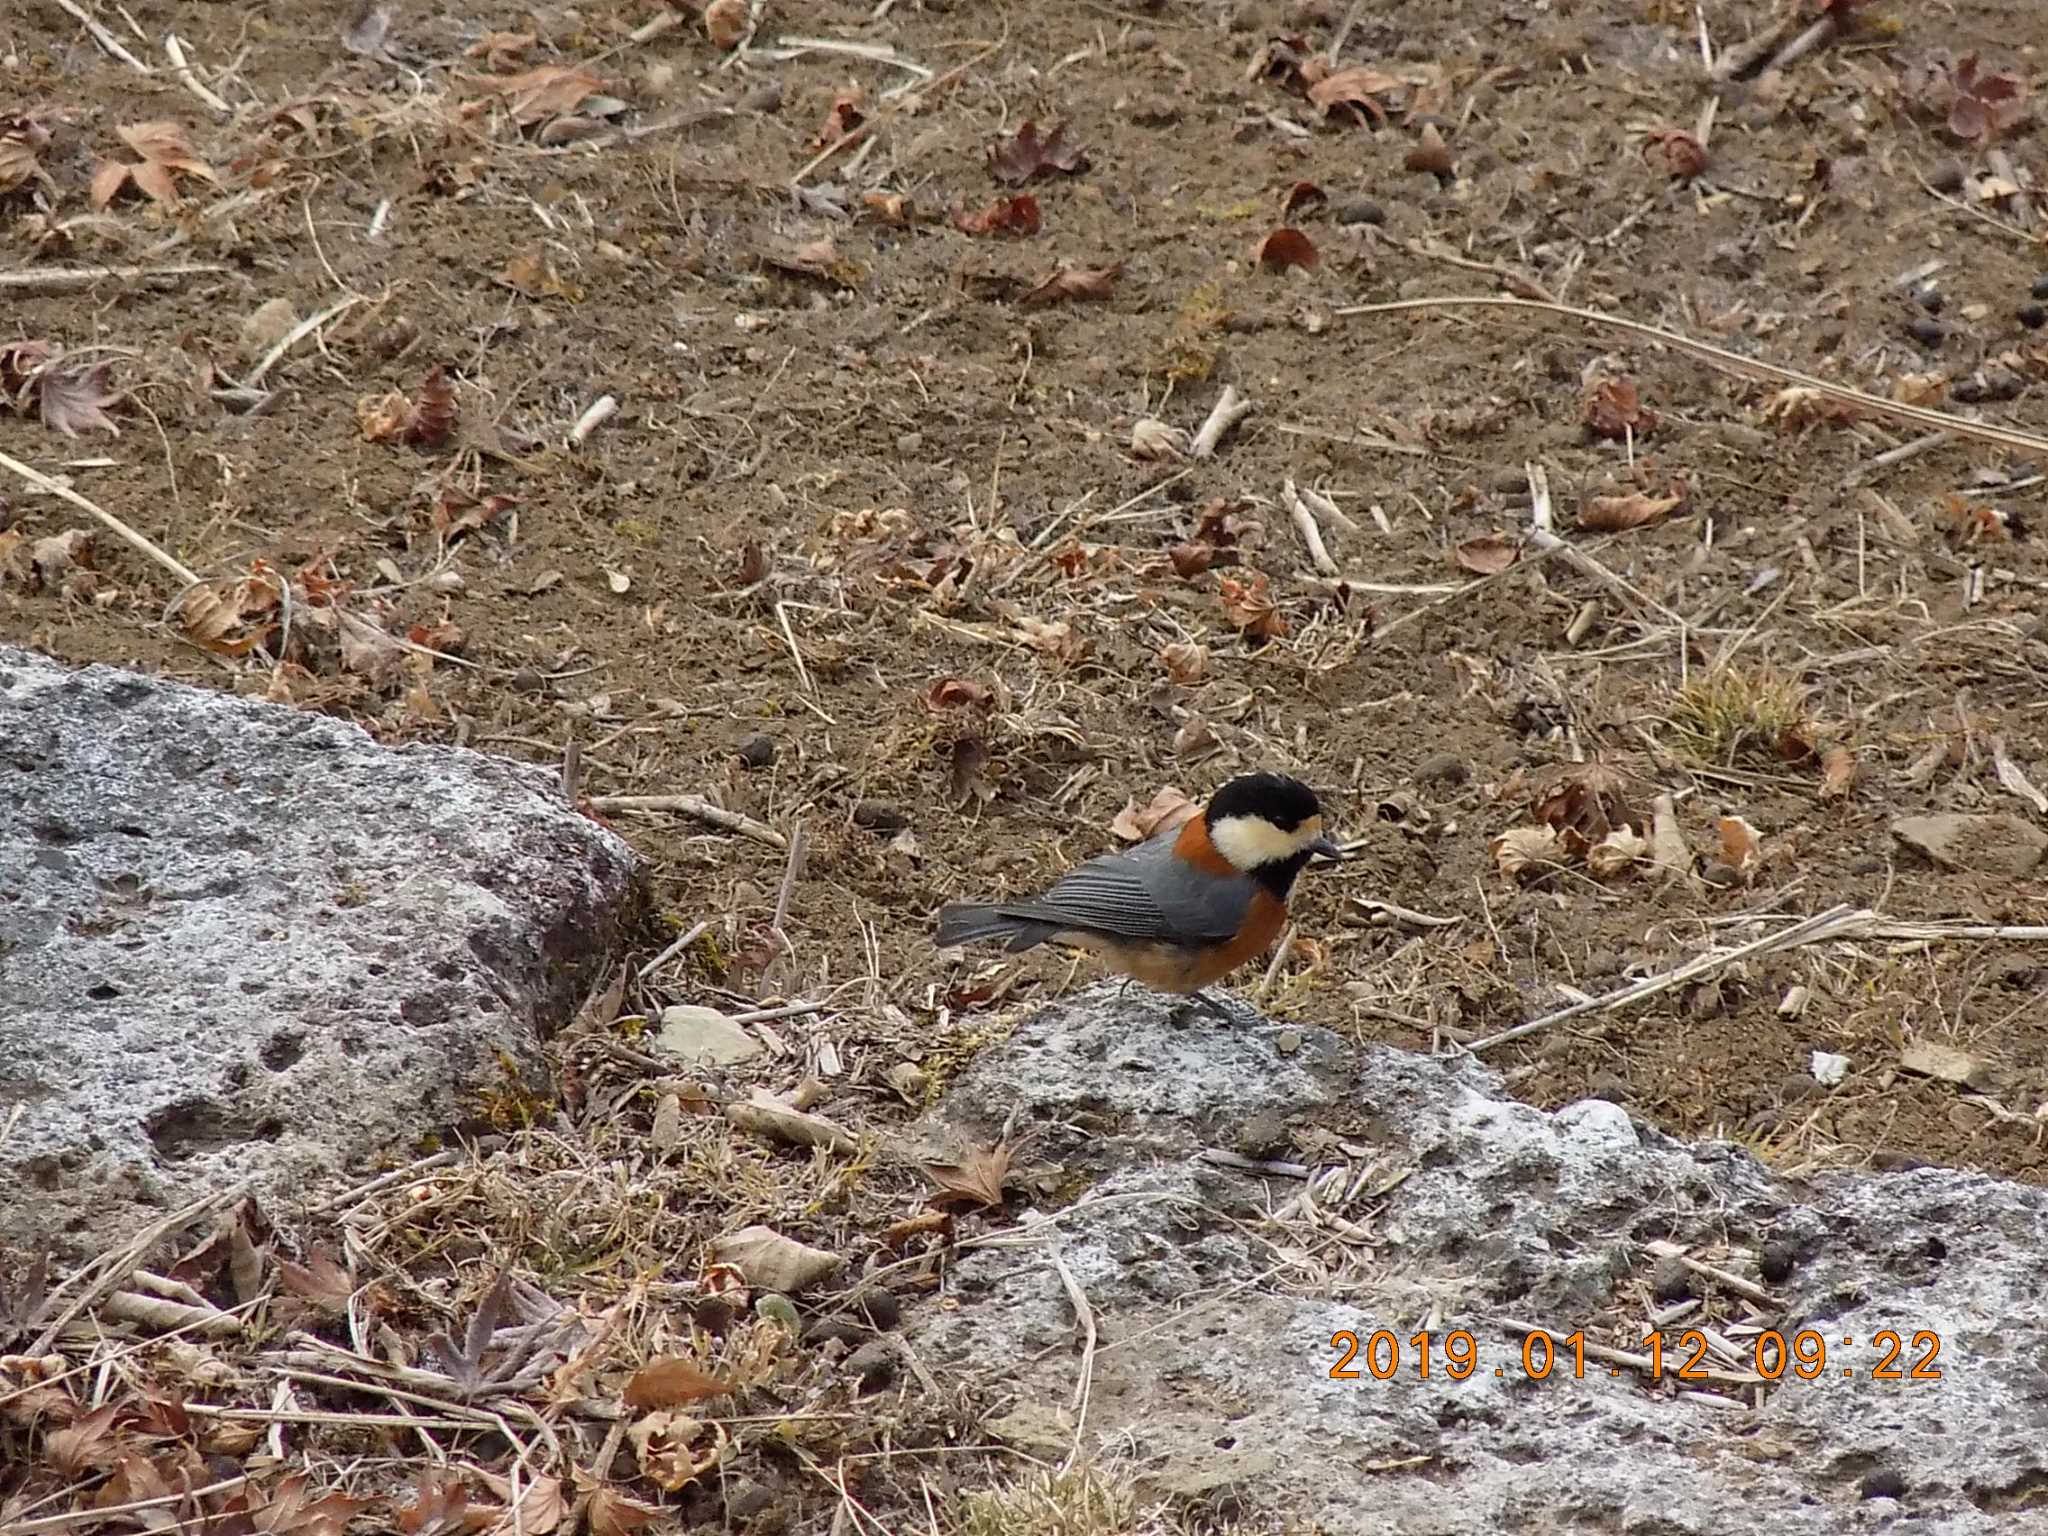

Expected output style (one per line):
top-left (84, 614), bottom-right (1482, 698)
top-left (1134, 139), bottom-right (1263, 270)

top-left (0, 646), bottom-right (642, 1260)
top-left (655, 1003), bottom-right (762, 1066)
top-left (1891, 813), bottom-right (2047, 877)
top-left (908, 985), bottom-right (2048, 1534)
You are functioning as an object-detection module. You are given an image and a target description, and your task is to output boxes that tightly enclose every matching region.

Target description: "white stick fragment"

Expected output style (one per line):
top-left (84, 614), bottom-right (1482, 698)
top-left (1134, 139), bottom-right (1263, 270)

top-left (1296, 480), bottom-right (1364, 537)
top-left (0, 263), bottom-right (225, 292)
top-left (1190, 385), bottom-right (1255, 459)
top-left (570, 394), bottom-right (618, 446)
top-left (55, 0), bottom-right (151, 72)
top-left (164, 34), bottom-right (231, 114)
top-left (1991, 737), bottom-right (2048, 815)
top-left (1282, 478), bottom-right (1341, 576)
top-left (367, 199), bottom-right (391, 241)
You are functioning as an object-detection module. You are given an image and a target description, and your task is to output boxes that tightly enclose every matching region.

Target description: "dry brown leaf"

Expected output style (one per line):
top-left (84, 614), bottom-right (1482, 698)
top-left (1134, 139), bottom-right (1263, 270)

top-left (1490, 825), bottom-right (1562, 883)
top-left (1159, 640), bottom-right (1208, 684)
top-left (1531, 761), bottom-right (1639, 857)
top-left (622, 1355), bottom-right (730, 1410)
top-left (881, 1209), bottom-right (952, 1248)
top-left (1307, 66), bottom-right (1404, 125)
top-left (628, 1413), bottom-right (727, 1494)
top-left (860, 190), bottom-right (912, 225)
top-left (724, 1089), bottom-right (856, 1153)
top-left (278, 1250), bottom-right (353, 1312)
top-left (475, 65), bottom-right (603, 126)
top-left (1217, 571), bottom-right (1287, 641)
top-left (1578, 486), bottom-right (1684, 532)
top-left (1584, 375), bottom-right (1656, 438)
top-left (394, 1470), bottom-right (490, 1536)
top-left (499, 250), bottom-right (584, 302)
top-left (711, 1225), bottom-right (845, 1292)
top-left (1022, 262), bottom-right (1122, 307)
top-left (178, 564), bottom-right (284, 657)
top-left (1130, 417), bottom-right (1185, 460)
top-left (1762, 385), bottom-right (1862, 429)
top-left (36, 364), bottom-right (121, 438)
top-left (476, 1472), bottom-right (565, 1536)
top-left (921, 676), bottom-right (992, 712)
top-left (987, 120), bottom-right (1089, 183)
top-left (1649, 792), bottom-right (1692, 879)
top-left (1587, 827), bottom-right (1648, 880)
top-left (1281, 179), bottom-right (1327, 217)
top-left (812, 86), bottom-right (866, 149)
top-left (1716, 814), bottom-right (1761, 877)
top-left (118, 121), bottom-right (216, 180)
top-left (465, 30), bottom-right (536, 67)
top-left (1404, 122), bottom-right (1455, 178)
top-left (1452, 533), bottom-right (1519, 575)
top-left (703, 0), bottom-right (746, 49)
top-left (0, 528), bottom-right (26, 586)
top-left (921, 1141), bottom-right (1015, 1209)
top-left (1642, 128), bottom-right (1708, 178)
top-left (1938, 492), bottom-right (2011, 543)
top-left (1253, 227), bottom-right (1318, 271)
top-left (0, 117), bottom-right (50, 193)
top-left (586, 1488), bottom-right (663, 1536)
top-left (1819, 743), bottom-right (1857, 800)
top-left (1948, 54), bottom-right (2027, 142)
top-left (953, 193), bottom-right (1040, 236)
top-left (1110, 785), bottom-right (1197, 842)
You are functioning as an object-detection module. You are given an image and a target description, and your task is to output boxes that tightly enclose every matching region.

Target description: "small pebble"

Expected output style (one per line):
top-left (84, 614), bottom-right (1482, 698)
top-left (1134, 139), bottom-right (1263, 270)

top-left (1700, 860), bottom-right (1742, 889)
top-left (737, 732), bottom-right (776, 768)
top-left (1587, 1070), bottom-right (1631, 1103)
top-left (845, 1338), bottom-right (896, 1391)
top-left (2019, 304), bottom-right (2046, 330)
top-left (1759, 1239), bottom-right (1798, 1284)
top-left (804, 1318), bottom-right (867, 1349)
top-left (1276, 1028), bottom-right (1303, 1055)
top-left (1911, 283), bottom-right (1943, 314)
top-left (1928, 159), bottom-right (1966, 194)
top-left (853, 1288), bottom-right (901, 1330)
top-left (1414, 751), bottom-right (1469, 786)
top-left (1650, 1256), bottom-right (1693, 1302)
top-left (1906, 316), bottom-right (1947, 347)
top-left (1779, 1072), bottom-right (1819, 1104)
top-left (2032, 274), bottom-right (2048, 300)
top-left (1334, 200), bottom-right (1386, 226)
top-left (852, 799), bottom-right (908, 831)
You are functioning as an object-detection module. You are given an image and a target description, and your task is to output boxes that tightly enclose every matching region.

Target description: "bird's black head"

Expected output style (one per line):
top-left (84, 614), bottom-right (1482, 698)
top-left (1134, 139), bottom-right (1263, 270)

top-left (1202, 773), bottom-right (1341, 882)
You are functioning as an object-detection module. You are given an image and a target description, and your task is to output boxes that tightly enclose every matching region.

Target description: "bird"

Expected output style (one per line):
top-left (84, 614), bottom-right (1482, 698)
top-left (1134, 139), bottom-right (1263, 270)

top-left (934, 772), bottom-right (1341, 1021)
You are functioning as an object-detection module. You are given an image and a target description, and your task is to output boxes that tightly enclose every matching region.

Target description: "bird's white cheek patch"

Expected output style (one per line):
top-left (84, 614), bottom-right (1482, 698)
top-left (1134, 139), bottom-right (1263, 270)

top-left (1210, 813), bottom-right (1310, 870)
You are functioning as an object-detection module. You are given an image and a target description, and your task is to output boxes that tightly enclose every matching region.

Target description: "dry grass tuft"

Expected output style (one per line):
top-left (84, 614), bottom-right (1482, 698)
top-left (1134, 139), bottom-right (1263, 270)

top-left (1662, 666), bottom-right (1809, 765)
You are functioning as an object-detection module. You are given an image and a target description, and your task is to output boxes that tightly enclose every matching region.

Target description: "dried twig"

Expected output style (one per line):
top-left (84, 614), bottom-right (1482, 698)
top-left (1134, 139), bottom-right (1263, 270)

top-left (164, 34), bottom-right (231, 114)
top-left (53, 0), bottom-right (151, 73)
top-left (1190, 385), bottom-right (1255, 458)
top-left (1281, 479), bottom-right (1340, 577)
top-left (0, 263), bottom-right (226, 292)
top-left (1465, 904), bottom-right (1857, 1054)
top-left (588, 793), bottom-right (788, 850)
top-left (1044, 1242), bottom-right (1097, 1474)
top-left (1335, 294), bottom-right (2048, 460)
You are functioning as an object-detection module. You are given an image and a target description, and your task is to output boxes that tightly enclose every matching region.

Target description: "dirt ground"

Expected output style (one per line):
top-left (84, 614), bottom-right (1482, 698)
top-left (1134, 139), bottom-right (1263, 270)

top-left (6, 0), bottom-right (2048, 1526)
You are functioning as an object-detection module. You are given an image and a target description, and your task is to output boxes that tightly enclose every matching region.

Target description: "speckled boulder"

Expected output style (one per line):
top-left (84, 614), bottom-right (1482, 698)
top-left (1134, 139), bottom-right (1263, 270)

top-left (0, 645), bottom-right (642, 1259)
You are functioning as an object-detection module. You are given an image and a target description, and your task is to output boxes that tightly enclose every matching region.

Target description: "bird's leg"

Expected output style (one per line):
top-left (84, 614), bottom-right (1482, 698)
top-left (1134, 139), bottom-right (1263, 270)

top-left (1189, 989), bottom-right (1238, 1025)
top-left (1116, 976), bottom-right (1140, 1010)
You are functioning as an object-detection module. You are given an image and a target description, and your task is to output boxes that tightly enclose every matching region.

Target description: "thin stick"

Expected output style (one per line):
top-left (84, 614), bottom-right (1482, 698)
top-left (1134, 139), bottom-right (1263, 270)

top-left (53, 0), bottom-right (150, 72)
top-left (0, 263), bottom-right (225, 292)
top-left (1760, 14), bottom-right (1838, 75)
top-left (164, 34), bottom-right (231, 114)
top-left (1190, 385), bottom-right (1254, 458)
top-left (1281, 479), bottom-right (1340, 577)
top-left (587, 793), bottom-right (788, 850)
top-left (1, 1476), bottom-right (249, 1536)
top-left (1045, 1245), bottom-right (1097, 1474)
top-left (639, 918), bottom-right (714, 981)
top-left (301, 1147), bottom-right (467, 1216)
top-left (1335, 295), bottom-right (2048, 460)
top-left (1387, 236), bottom-right (1556, 303)
top-left (1295, 479), bottom-right (1365, 537)
top-left (1464, 903), bottom-right (1856, 1054)
top-left (773, 601), bottom-right (815, 695)
top-left (29, 1182), bottom-right (249, 1355)
top-left (244, 295), bottom-right (362, 389)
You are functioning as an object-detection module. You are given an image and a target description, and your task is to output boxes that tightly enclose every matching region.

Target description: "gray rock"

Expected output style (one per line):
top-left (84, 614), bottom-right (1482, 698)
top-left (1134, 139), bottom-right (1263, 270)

top-left (0, 646), bottom-right (641, 1260)
top-left (655, 1003), bottom-right (761, 1066)
top-left (908, 985), bottom-right (2048, 1533)
top-left (1891, 813), bottom-right (2047, 877)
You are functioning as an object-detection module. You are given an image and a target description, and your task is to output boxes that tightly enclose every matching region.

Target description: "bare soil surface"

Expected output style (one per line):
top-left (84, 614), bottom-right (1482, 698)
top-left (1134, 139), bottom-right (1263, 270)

top-left (6, 0), bottom-right (2048, 1527)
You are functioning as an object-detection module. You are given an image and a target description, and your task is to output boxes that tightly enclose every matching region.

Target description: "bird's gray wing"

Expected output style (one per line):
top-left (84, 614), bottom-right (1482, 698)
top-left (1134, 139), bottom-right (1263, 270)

top-left (998, 836), bottom-right (1253, 945)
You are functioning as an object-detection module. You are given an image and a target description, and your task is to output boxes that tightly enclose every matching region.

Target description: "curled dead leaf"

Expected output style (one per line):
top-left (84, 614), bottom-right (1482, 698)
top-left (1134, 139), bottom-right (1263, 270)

top-left (1129, 416), bottom-right (1186, 460)
top-left (711, 1225), bottom-right (845, 1293)
top-left (627, 1412), bottom-right (728, 1494)
top-left (703, 0), bottom-right (746, 49)
top-left (1587, 827), bottom-right (1648, 880)
top-left (922, 676), bottom-right (992, 712)
top-left (1253, 227), bottom-right (1318, 271)
top-left (1452, 533), bottom-right (1519, 575)
top-left (1281, 179), bottom-right (1328, 217)
top-left (812, 86), bottom-right (866, 149)
top-left (1819, 743), bottom-right (1856, 800)
top-left (623, 1355), bottom-right (730, 1410)
top-left (1217, 570), bottom-right (1288, 641)
top-left (1307, 66), bottom-right (1404, 126)
top-left (1490, 825), bottom-right (1563, 883)
top-left (987, 120), bottom-right (1089, 183)
top-left (921, 1141), bottom-right (1015, 1209)
top-left (1404, 122), bottom-right (1455, 179)
top-left (1022, 262), bottom-right (1122, 307)
top-left (1578, 486), bottom-right (1684, 532)
top-left (1110, 785), bottom-right (1197, 842)
top-left (860, 190), bottom-right (912, 226)
top-left (1583, 375), bottom-right (1656, 439)
top-left (1716, 815), bottom-right (1761, 878)
top-left (1643, 129), bottom-right (1708, 178)
top-left (1158, 640), bottom-right (1208, 684)
top-left (953, 193), bottom-right (1040, 237)
top-left (39, 364), bottom-right (122, 438)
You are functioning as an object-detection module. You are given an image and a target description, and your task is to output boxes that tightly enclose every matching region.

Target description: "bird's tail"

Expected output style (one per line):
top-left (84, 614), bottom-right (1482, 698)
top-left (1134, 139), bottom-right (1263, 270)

top-left (935, 903), bottom-right (1058, 953)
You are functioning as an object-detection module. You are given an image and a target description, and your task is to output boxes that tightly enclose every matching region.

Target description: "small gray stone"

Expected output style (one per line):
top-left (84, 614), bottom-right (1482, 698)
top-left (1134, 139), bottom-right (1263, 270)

top-left (1334, 200), bottom-right (1385, 226)
top-left (655, 1004), bottom-right (761, 1067)
top-left (1276, 1028), bottom-right (1303, 1055)
top-left (845, 1338), bottom-right (896, 1391)
top-left (1760, 1239), bottom-right (1798, 1283)
top-left (1892, 814), bottom-right (2048, 878)
top-left (1650, 1255), bottom-right (1694, 1301)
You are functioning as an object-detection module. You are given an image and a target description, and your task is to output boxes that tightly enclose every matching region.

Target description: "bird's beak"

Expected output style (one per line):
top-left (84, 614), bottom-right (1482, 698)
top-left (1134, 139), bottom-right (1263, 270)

top-left (1307, 834), bottom-right (1343, 862)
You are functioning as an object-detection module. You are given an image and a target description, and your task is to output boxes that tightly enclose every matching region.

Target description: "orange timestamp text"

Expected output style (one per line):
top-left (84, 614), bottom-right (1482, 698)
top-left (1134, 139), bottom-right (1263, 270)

top-left (1327, 1327), bottom-right (1945, 1384)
